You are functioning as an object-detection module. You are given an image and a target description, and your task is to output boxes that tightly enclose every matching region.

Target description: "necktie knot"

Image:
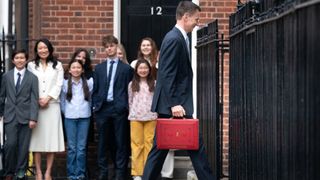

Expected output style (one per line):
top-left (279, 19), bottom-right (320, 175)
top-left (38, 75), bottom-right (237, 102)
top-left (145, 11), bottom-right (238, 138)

top-left (17, 72), bottom-right (21, 77)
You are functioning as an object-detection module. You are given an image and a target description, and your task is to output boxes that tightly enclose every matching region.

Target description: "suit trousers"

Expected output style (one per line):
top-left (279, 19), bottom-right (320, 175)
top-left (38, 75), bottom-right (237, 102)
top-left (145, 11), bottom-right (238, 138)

top-left (142, 114), bottom-right (216, 180)
top-left (95, 102), bottom-right (129, 179)
top-left (4, 120), bottom-right (32, 176)
top-left (130, 120), bottom-right (157, 176)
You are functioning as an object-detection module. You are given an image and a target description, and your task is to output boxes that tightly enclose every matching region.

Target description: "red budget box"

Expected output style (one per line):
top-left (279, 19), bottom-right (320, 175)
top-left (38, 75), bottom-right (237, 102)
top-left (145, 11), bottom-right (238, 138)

top-left (156, 118), bottom-right (199, 150)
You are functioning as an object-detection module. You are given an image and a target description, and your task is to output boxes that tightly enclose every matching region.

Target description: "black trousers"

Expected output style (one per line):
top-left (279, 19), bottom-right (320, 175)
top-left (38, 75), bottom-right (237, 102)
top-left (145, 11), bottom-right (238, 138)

top-left (4, 120), bottom-right (31, 176)
top-left (95, 102), bottom-right (129, 179)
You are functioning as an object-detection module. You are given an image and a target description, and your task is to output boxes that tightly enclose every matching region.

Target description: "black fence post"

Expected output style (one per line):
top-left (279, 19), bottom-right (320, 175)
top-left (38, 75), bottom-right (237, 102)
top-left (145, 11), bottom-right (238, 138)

top-left (1, 28), bottom-right (5, 73)
top-left (229, 0), bottom-right (320, 179)
top-left (196, 20), bottom-right (230, 179)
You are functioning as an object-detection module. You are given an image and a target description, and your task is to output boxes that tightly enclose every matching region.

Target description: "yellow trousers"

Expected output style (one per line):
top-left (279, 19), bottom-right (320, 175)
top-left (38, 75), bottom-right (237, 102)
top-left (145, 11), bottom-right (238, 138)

top-left (130, 120), bottom-right (157, 176)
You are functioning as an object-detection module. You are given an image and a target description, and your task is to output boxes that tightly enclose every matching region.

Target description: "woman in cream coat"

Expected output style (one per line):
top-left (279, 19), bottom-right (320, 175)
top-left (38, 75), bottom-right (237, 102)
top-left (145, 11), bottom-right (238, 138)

top-left (28, 38), bottom-right (65, 180)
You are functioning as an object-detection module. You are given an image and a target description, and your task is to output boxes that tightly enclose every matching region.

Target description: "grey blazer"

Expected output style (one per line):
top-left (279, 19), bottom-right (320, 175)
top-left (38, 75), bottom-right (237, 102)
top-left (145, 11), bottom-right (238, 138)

top-left (0, 69), bottom-right (39, 124)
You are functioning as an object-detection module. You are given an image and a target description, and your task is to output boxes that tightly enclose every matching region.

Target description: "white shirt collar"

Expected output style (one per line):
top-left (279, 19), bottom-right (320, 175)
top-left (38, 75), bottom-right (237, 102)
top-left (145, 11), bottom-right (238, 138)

top-left (14, 67), bottom-right (26, 77)
top-left (107, 57), bottom-right (119, 63)
top-left (175, 24), bottom-right (188, 40)
top-left (71, 78), bottom-right (83, 85)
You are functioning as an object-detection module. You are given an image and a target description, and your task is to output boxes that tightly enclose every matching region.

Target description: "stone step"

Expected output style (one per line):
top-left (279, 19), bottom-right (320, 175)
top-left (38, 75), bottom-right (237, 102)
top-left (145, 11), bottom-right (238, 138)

top-left (173, 156), bottom-right (195, 179)
top-left (25, 155), bottom-right (195, 180)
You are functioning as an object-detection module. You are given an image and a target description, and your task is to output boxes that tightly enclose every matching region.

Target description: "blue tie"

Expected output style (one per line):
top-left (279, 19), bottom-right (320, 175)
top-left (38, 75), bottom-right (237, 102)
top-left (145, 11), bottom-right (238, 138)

top-left (16, 72), bottom-right (21, 92)
top-left (186, 36), bottom-right (190, 58)
top-left (106, 60), bottom-right (115, 95)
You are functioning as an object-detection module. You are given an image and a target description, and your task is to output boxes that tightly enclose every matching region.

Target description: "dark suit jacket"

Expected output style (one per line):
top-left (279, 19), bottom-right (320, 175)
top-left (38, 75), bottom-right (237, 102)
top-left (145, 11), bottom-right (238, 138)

top-left (92, 60), bottom-right (133, 113)
top-left (151, 27), bottom-right (194, 116)
top-left (0, 69), bottom-right (39, 124)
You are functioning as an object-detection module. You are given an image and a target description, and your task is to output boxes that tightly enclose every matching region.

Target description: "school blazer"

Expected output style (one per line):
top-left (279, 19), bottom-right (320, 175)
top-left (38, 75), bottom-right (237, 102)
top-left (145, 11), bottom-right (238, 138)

top-left (92, 60), bottom-right (134, 113)
top-left (0, 69), bottom-right (39, 124)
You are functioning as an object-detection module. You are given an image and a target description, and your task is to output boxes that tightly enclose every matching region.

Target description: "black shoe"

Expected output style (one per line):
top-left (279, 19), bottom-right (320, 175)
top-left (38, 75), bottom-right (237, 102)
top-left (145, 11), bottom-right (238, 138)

top-left (16, 177), bottom-right (26, 180)
top-left (98, 174), bottom-right (107, 180)
top-left (115, 174), bottom-right (126, 180)
top-left (161, 178), bottom-right (173, 180)
top-left (16, 169), bottom-right (26, 178)
top-left (115, 177), bottom-right (125, 180)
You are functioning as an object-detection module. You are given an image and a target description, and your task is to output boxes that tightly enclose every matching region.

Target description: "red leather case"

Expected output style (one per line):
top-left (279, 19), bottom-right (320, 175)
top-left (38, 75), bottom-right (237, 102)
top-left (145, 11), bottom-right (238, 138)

top-left (156, 118), bottom-right (199, 150)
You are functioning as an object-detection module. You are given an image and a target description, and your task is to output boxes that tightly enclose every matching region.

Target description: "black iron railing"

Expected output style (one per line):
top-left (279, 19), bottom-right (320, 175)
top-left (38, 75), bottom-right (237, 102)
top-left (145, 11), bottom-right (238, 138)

top-left (230, 0), bottom-right (320, 179)
top-left (0, 27), bottom-right (36, 73)
top-left (196, 20), bottom-right (229, 179)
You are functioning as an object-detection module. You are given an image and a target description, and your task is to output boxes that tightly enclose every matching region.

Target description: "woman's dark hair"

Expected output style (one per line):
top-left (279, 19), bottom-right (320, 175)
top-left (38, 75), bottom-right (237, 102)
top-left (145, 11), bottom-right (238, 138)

top-left (131, 59), bottom-right (155, 92)
top-left (12, 49), bottom-right (28, 60)
top-left (66, 59), bottom-right (90, 102)
top-left (71, 48), bottom-right (93, 79)
top-left (137, 37), bottom-right (158, 79)
top-left (33, 38), bottom-right (58, 69)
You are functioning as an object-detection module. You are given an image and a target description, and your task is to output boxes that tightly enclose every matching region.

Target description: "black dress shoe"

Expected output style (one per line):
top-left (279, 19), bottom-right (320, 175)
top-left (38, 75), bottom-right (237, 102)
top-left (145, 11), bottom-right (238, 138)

top-left (98, 174), bottom-right (108, 180)
top-left (16, 169), bottom-right (26, 179)
top-left (5, 175), bottom-right (14, 180)
top-left (115, 177), bottom-right (125, 180)
top-left (16, 176), bottom-right (26, 180)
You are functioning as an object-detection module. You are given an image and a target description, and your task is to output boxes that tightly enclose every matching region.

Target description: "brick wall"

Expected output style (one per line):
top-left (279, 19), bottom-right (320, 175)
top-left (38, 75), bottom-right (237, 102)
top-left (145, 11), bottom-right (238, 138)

top-left (199, 0), bottom-right (238, 175)
top-left (27, 0), bottom-right (237, 177)
top-left (28, 0), bottom-right (113, 65)
top-left (27, 0), bottom-right (114, 177)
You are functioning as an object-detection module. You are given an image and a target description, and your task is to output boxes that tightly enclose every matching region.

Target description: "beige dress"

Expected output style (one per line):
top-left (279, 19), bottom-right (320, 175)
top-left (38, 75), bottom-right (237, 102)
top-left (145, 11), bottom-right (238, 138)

top-left (28, 61), bottom-right (65, 152)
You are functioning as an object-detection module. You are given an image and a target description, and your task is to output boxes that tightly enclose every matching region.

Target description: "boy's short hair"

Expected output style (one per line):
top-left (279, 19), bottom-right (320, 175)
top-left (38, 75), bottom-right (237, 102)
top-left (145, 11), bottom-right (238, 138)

top-left (12, 49), bottom-right (28, 60)
top-left (102, 35), bottom-right (119, 47)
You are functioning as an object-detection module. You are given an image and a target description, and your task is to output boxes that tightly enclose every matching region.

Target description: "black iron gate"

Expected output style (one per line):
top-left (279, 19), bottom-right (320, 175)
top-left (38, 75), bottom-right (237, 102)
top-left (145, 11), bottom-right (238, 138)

top-left (196, 20), bottom-right (229, 179)
top-left (0, 0), bottom-right (30, 74)
top-left (229, 0), bottom-right (320, 179)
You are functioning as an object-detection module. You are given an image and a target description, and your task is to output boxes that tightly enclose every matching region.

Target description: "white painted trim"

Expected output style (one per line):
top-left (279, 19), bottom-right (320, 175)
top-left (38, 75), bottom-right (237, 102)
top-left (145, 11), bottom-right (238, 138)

top-left (192, 0), bottom-right (199, 118)
top-left (0, 0), bottom-right (10, 73)
top-left (0, 0), bottom-right (9, 33)
top-left (113, 0), bottom-right (121, 41)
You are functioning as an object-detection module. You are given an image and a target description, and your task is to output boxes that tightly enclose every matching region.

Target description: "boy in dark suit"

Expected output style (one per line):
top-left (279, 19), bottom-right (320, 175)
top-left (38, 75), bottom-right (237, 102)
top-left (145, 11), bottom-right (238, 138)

top-left (143, 1), bottom-right (216, 180)
top-left (0, 49), bottom-right (39, 180)
top-left (92, 35), bottom-right (133, 180)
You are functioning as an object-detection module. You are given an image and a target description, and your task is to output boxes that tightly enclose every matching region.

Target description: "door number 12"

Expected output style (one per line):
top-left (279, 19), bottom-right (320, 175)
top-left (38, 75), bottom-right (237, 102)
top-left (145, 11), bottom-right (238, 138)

top-left (151, 6), bottom-right (162, 15)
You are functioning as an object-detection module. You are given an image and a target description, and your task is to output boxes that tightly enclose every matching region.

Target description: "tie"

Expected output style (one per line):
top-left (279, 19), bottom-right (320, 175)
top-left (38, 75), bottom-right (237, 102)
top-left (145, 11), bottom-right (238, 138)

top-left (106, 60), bottom-right (115, 94)
top-left (186, 36), bottom-right (191, 58)
top-left (16, 72), bottom-right (21, 92)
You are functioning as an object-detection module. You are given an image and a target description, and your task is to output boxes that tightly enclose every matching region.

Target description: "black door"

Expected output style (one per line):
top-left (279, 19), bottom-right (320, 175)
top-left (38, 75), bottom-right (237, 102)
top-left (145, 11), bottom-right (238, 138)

top-left (121, 0), bottom-right (189, 62)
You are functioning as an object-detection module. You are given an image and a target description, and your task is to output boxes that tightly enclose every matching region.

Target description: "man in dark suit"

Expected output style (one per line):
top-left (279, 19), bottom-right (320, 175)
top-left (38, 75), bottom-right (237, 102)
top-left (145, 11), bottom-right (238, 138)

top-left (92, 35), bottom-right (134, 180)
top-left (143, 1), bottom-right (216, 180)
top-left (0, 49), bottom-right (39, 180)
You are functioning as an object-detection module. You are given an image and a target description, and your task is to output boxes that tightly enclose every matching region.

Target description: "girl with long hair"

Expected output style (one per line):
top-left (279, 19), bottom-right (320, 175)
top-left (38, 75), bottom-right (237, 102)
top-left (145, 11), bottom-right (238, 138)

top-left (128, 59), bottom-right (157, 180)
top-left (60, 59), bottom-right (93, 180)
